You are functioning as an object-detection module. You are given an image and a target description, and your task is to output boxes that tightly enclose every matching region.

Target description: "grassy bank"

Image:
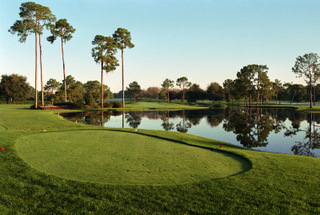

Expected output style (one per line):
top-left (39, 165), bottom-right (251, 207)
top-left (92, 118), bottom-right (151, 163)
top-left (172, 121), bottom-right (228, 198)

top-left (49, 101), bottom-right (209, 114)
top-left (50, 100), bottom-right (320, 114)
top-left (0, 105), bottom-right (319, 214)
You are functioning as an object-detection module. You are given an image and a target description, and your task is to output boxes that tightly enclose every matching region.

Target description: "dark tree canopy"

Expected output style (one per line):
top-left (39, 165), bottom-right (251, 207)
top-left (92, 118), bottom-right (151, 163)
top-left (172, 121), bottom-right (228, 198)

top-left (47, 19), bottom-right (75, 44)
top-left (126, 81), bottom-right (142, 102)
top-left (292, 53), bottom-right (320, 108)
top-left (186, 84), bottom-right (206, 102)
top-left (44, 78), bottom-right (60, 105)
top-left (161, 78), bottom-right (174, 102)
top-left (113, 28), bottom-right (135, 51)
top-left (84, 80), bottom-right (101, 103)
top-left (176, 76), bottom-right (191, 102)
top-left (0, 74), bottom-right (31, 104)
top-left (207, 82), bottom-right (224, 102)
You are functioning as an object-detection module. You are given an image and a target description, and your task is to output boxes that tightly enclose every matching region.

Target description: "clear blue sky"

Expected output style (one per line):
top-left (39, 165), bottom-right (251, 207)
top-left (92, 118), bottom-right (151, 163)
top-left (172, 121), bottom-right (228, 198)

top-left (1, 0), bottom-right (320, 92)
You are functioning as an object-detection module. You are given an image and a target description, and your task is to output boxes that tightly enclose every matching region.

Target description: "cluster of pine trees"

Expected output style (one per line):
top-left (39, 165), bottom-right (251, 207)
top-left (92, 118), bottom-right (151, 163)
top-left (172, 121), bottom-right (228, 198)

top-left (7, 2), bottom-right (320, 108)
top-left (9, 2), bottom-right (134, 108)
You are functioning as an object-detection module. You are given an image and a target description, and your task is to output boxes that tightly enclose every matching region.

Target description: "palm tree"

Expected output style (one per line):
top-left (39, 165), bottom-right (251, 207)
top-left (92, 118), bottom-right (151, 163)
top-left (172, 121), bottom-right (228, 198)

top-left (47, 19), bottom-right (76, 103)
top-left (113, 28), bottom-right (134, 108)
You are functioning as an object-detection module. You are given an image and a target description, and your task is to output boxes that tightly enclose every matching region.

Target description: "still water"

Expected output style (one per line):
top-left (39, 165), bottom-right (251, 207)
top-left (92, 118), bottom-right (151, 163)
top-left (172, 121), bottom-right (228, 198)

top-left (60, 108), bottom-right (320, 157)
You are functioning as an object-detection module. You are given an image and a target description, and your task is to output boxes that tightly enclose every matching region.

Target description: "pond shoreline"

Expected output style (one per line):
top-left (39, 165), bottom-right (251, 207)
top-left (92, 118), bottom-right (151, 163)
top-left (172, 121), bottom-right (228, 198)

top-left (60, 108), bottom-right (320, 158)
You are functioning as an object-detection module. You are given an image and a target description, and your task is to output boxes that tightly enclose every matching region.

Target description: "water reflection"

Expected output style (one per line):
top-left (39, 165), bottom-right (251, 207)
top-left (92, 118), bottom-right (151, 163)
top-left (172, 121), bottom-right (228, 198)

top-left (59, 108), bottom-right (320, 157)
top-left (285, 113), bottom-right (320, 157)
top-left (125, 112), bottom-right (142, 129)
top-left (223, 109), bottom-right (276, 148)
top-left (160, 112), bottom-right (174, 131)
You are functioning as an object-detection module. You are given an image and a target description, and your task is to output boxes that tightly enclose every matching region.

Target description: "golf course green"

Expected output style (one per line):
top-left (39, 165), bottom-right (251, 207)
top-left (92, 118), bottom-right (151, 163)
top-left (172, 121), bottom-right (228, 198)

top-left (0, 104), bottom-right (319, 214)
top-left (16, 130), bottom-right (249, 185)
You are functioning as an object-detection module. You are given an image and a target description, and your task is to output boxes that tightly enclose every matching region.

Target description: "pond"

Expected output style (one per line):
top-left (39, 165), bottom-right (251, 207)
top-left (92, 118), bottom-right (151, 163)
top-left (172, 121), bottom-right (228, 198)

top-left (59, 108), bottom-right (320, 157)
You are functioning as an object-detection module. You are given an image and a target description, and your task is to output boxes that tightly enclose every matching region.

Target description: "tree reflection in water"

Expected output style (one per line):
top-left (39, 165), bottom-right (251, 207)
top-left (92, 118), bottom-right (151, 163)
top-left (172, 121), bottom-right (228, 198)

top-left (125, 112), bottom-right (142, 129)
top-left (176, 110), bottom-right (192, 133)
top-left (59, 108), bottom-right (320, 157)
top-left (285, 113), bottom-right (320, 157)
top-left (223, 108), bottom-right (275, 148)
top-left (160, 111), bottom-right (174, 131)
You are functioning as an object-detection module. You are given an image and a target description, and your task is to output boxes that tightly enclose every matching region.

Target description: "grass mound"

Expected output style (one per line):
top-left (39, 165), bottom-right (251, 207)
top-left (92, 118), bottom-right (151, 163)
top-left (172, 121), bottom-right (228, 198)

top-left (16, 130), bottom-right (249, 185)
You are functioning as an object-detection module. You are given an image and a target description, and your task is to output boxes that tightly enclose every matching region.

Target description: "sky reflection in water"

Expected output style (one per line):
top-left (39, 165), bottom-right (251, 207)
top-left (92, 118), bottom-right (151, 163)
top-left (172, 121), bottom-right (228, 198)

top-left (60, 108), bottom-right (320, 157)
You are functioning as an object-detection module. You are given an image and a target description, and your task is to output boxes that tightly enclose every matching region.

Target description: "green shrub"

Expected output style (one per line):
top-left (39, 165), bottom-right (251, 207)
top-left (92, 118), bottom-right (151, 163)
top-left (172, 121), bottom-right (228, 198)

top-left (54, 102), bottom-right (84, 109)
top-left (84, 94), bottom-right (95, 106)
top-left (103, 102), bottom-right (113, 108)
top-left (210, 104), bottom-right (227, 109)
top-left (112, 101), bottom-right (122, 108)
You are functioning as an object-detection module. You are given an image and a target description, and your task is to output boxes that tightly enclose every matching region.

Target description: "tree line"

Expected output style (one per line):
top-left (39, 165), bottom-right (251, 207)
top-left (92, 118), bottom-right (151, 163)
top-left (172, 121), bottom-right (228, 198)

top-left (2, 68), bottom-right (320, 107)
top-left (9, 2), bottom-right (134, 109)
top-left (6, 2), bottom-right (320, 108)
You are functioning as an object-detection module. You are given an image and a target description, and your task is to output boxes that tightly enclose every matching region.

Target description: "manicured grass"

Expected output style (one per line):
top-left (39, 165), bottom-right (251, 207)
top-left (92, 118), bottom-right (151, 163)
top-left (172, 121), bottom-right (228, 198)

top-left (125, 101), bottom-right (207, 109)
top-left (228, 101), bottom-right (320, 113)
top-left (0, 104), bottom-right (320, 214)
top-left (50, 101), bottom-right (209, 114)
top-left (16, 130), bottom-right (248, 185)
top-left (0, 125), bottom-right (6, 132)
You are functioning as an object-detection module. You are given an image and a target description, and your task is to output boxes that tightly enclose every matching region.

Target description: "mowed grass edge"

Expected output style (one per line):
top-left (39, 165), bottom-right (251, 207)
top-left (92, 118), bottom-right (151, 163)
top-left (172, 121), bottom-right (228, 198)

top-left (0, 104), bottom-right (319, 214)
top-left (15, 130), bottom-right (250, 185)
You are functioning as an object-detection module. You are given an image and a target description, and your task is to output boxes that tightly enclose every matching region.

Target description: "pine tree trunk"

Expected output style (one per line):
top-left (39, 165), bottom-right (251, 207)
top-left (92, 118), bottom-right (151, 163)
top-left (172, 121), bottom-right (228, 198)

top-left (313, 85), bottom-right (316, 106)
top-left (310, 75), bottom-right (313, 108)
top-left (35, 33), bottom-right (38, 109)
top-left (121, 50), bottom-right (125, 108)
top-left (310, 83), bottom-right (313, 108)
top-left (61, 38), bottom-right (67, 103)
top-left (39, 33), bottom-right (44, 107)
top-left (52, 89), bottom-right (54, 105)
top-left (182, 86), bottom-right (185, 102)
top-left (101, 62), bottom-right (104, 108)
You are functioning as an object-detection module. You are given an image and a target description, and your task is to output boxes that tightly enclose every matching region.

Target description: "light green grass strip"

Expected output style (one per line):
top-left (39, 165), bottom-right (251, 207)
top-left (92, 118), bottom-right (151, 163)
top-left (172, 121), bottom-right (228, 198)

top-left (16, 130), bottom-right (249, 185)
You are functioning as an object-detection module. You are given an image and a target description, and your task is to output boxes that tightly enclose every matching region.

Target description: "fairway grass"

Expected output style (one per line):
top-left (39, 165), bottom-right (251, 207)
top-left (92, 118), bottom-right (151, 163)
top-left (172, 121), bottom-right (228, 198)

top-left (125, 101), bottom-right (207, 109)
top-left (0, 105), bottom-right (320, 214)
top-left (16, 130), bottom-right (249, 185)
top-left (0, 125), bottom-right (6, 132)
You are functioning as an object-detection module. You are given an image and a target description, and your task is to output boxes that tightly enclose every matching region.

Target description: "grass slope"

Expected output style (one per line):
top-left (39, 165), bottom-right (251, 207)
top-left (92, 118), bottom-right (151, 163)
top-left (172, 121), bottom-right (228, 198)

top-left (0, 105), bottom-right (319, 214)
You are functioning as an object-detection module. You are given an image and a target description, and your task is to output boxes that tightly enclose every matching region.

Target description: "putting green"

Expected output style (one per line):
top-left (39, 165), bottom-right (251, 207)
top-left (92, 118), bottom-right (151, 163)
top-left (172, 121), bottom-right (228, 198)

top-left (16, 130), bottom-right (250, 185)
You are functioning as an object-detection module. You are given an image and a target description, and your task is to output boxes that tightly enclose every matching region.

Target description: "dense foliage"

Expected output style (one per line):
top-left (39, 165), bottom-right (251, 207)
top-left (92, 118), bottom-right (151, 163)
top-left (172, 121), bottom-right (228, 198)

top-left (0, 74), bottom-right (31, 104)
top-left (42, 76), bottom-right (113, 107)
